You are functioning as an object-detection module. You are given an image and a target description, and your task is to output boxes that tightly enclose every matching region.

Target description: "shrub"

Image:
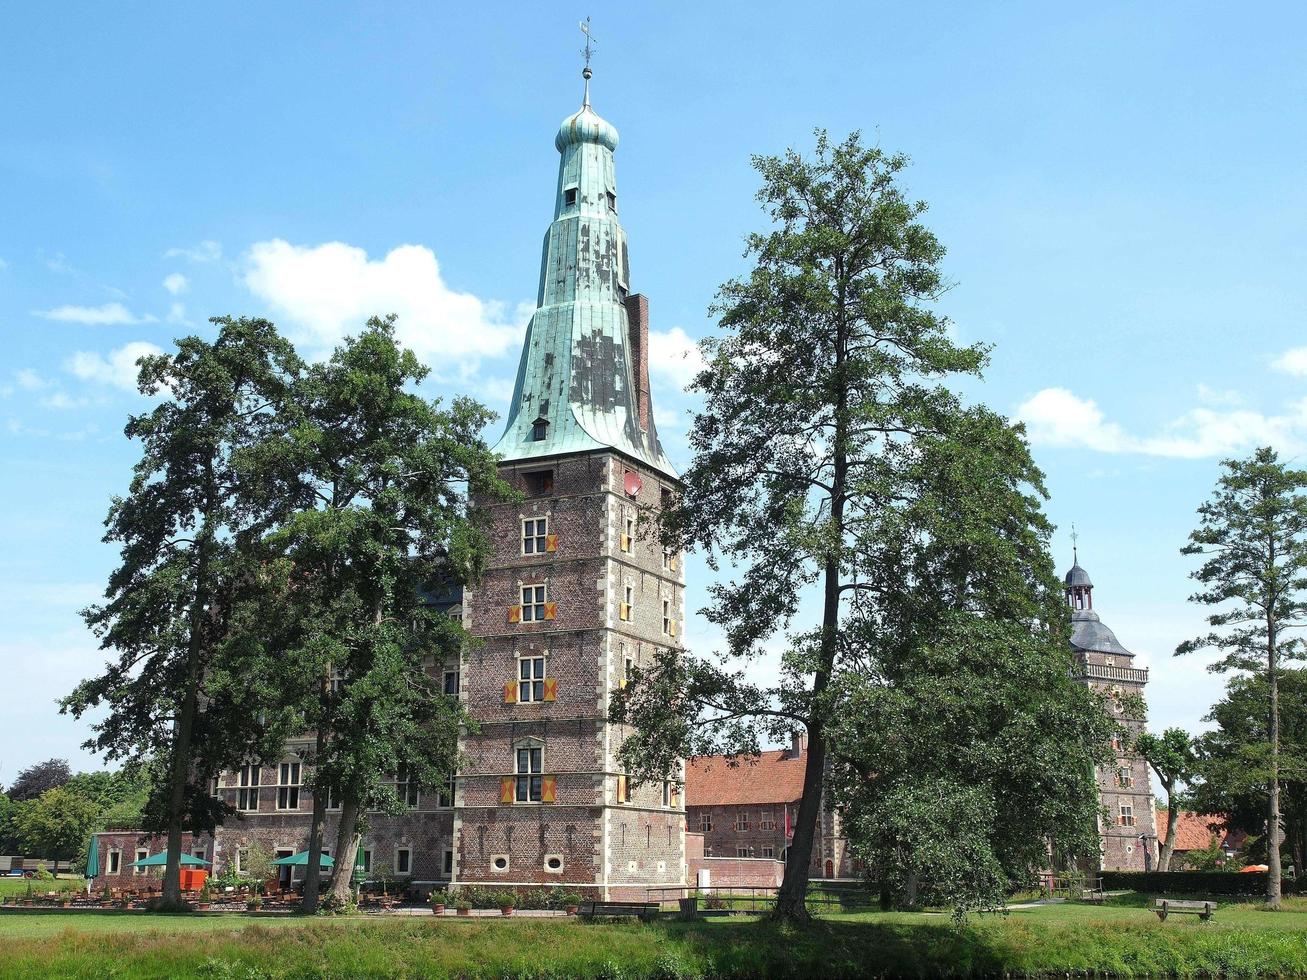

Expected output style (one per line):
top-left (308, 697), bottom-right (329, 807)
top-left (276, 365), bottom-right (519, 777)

top-left (1101, 870), bottom-right (1297, 897)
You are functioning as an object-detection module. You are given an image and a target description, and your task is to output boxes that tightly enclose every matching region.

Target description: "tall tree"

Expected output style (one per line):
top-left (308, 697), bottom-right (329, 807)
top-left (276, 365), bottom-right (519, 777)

top-left (1189, 670), bottom-right (1307, 877)
top-left (265, 317), bottom-right (512, 912)
top-left (6, 760), bottom-right (72, 802)
top-left (1135, 727), bottom-right (1197, 871)
top-left (11, 786), bottom-right (101, 862)
top-left (617, 131), bottom-right (1004, 920)
top-left (62, 317), bottom-right (302, 907)
top-left (1178, 446), bottom-right (1307, 908)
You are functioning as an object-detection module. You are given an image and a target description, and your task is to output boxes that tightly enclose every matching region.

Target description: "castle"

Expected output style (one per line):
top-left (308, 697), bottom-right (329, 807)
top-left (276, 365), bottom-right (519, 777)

top-left (88, 75), bottom-right (1158, 894)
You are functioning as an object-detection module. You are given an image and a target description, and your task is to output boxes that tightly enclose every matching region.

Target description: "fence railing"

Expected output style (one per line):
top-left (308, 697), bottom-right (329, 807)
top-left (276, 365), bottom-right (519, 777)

top-left (644, 883), bottom-right (877, 915)
top-left (1037, 874), bottom-right (1105, 902)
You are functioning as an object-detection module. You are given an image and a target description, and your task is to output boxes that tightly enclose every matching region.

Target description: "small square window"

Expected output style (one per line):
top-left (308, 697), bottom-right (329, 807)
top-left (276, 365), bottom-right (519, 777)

top-left (523, 517), bottom-right (548, 555)
top-left (606, 191), bottom-right (616, 211)
top-left (524, 470), bottom-right (554, 495)
top-left (563, 188), bottom-right (577, 207)
top-left (522, 585), bottom-right (547, 622)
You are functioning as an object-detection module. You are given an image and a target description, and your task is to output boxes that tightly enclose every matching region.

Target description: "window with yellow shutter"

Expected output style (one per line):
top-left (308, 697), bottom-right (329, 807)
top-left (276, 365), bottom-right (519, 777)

top-left (616, 774), bottom-right (629, 803)
top-left (620, 584), bottom-right (633, 621)
top-left (522, 584), bottom-right (547, 621)
top-left (621, 513), bottom-right (634, 553)
top-left (541, 775), bottom-right (557, 803)
top-left (519, 655), bottom-right (546, 702)
top-left (516, 746), bottom-right (543, 802)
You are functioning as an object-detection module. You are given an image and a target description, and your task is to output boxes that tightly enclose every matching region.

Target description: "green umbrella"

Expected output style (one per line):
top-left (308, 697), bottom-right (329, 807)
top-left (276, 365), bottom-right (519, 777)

top-left (127, 852), bottom-right (212, 868)
top-left (85, 836), bottom-right (100, 895)
top-left (271, 851), bottom-right (334, 868)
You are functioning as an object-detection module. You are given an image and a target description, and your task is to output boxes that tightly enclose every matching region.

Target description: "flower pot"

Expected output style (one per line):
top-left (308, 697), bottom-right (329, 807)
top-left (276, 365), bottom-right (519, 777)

top-left (500, 906), bottom-right (514, 916)
top-left (565, 905), bottom-right (579, 916)
top-left (431, 904), bottom-right (446, 915)
top-left (456, 907), bottom-right (471, 917)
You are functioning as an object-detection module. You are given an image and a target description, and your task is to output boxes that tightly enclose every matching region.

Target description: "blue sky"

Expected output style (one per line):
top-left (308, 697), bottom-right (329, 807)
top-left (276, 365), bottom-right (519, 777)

top-left (2, 2), bottom-right (1305, 779)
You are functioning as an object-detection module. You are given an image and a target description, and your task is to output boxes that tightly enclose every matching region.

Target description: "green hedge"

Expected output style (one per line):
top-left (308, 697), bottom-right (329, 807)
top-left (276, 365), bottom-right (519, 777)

top-left (1101, 870), bottom-right (1296, 896)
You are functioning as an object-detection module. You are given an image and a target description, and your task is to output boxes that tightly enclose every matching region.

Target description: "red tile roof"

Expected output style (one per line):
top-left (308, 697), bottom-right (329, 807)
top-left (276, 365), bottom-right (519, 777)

top-left (685, 749), bottom-right (807, 807)
top-left (1156, 810), bottom-right (1245, 852)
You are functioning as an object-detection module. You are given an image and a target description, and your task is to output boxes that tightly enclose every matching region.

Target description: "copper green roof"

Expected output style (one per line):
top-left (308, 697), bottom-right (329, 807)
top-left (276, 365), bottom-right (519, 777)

top-left (493, 81), bottom-right (675, 478)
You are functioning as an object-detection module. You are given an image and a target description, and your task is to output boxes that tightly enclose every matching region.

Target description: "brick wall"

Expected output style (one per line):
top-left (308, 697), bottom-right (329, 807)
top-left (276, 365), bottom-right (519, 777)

top-left (91, 830), bottom-right (213, 884)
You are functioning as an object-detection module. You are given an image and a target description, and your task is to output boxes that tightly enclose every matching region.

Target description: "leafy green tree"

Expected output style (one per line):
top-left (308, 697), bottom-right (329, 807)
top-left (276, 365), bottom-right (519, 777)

top-left (62, 317), bottom-right (303, 907)
top-left (6, 759), bottom-right (72, 802)
top-left (0, 794), bottom-right (19, 854)
top-left (615, 132), bottom-right (1104, 919)
top-left (1189, 670), bottom-right (1307, 877)
top-left (1135, 728), bottom-right (1197, 871)
top-left (264, 317), bottom-right (512, 911)
top-left (12, 787), bottom-right (101, 861)
top-left (1178, 447), bottom-right (1307, 907)
top-left (824, 408), bottom-right (1115, 914)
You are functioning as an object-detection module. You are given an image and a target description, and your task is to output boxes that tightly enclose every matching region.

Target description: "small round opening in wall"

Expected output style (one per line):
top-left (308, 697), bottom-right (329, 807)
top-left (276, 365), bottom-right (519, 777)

top-left (624, 471), bottom-right (643, 497)
top-left (493, 857), bottom-right (508, 870)
top-left (546, 856), bottom-right (562, 870)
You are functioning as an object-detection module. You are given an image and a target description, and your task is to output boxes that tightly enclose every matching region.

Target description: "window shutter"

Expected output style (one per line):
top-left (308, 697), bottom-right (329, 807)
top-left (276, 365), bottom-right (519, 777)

top-left (669, 619), bottom-right (677, 637)
top-left (617, 775), bottom-right (628, 803)
top-left (669, 555), bottom-right (678, 571)
top-left (671, 787), bottom-right (681, 809)
top-left (503, 681), bottom-right (518, 704)
top-left (545, 534), bottom-right (558, 552)
top-left (543, 678), bottom-right (558, 702)
top-left (541, 775), bottom-right (557, 803)
top-left (620, 533), bottom-right (631, 552)
top-left (500, 777), bottom-right (515, 804)
top-left (620, 602), bottom-right (630, 621)
top-left (508, 605), bottom-right (522, 624)
top-left (543, 601), bottom-right (557, 620)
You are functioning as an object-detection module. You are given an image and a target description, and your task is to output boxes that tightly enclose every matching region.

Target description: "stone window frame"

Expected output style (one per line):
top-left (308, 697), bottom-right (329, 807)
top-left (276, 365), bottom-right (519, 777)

top-left (543, 853), bottom-right (565, 874)
top-left (443, 667), bottom-right (461, 698)
top-left (513, 736), bottom-right (545, 804)
top-left (107, 848), bottom-right (122, 876)
top-left (517, 649), bottom-right (548, 703)
top-left (435, 773), bottom-right (456, 809)
top-left (620, 507), bottom-right (635, 553)
top-left (394, 845), bottom-right (412, 876)
top-left (276, 758), bottom-right (302, 811)
top-left (522, 515), bottom-right (549, 555)
top-left (620, 581), bottom-right (634, 621)
top-left (736, 847), bottom-right (751, 858)
top-left (234, 847), bottom-right (249, 875)
top-left (699, 812), bottom-right (712, 833)
top-left (662, 781), bottom-right (672, 808)
top-left (1115, 764), bottom-right (1133, 788)
top-left (735, 811), bottom-right (750, 832)
top-left (1118, 802), bottom-right (1135, 827)
top-left (491, 854), bottom-right (510, 873)
top-left (521, 582), bottom-right (548, 622)
top-left (443, 849), bottom-right (454, 877)
top-left (393, 765), bottom-right (420, 809)
top-left (133, 847), bottom-right (149, 876)
top-left (760, 846), bottom-right (775, 859)
top-left (758, 811), bottom-right (777, 831)
top-left (236, 764), bottom-right (261, 812)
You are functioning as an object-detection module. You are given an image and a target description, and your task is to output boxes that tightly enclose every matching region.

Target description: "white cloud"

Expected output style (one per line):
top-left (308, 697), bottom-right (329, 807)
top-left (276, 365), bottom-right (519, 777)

top-left (162, 273), bottom-right (189, 295)
top-left (65, 341), bottom-right (165, 392)
top-left (35, 302), bottom-right (157, 326)
top-left (1195, 384), bottom-right (1243, 407)
top-left (1016, 386), bottom-right (1307, 458)
top-left (166, 302), bottom-right (191, 325)
top-left (15, 369), bottom-right (46, 391)
top-left (1273, 347), bottom-right (1307, 377)
top-left (40, 391), bottom-right (92, 410)
top-left (647, 326), bottom-right (705, 390)
top-left (165, 240), bottom-right (222, 263)
top-left (242, 240), bottom-right (524, 367)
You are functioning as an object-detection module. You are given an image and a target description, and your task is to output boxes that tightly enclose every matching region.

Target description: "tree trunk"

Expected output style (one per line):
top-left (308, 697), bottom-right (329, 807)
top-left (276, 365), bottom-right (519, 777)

top-left (1158, 785), bottom-right (1178, 873)
top-left (300, 726), bottom-right (329, 914)
top-left (1267, 612), bottom-right (1282, 909)
top-left (163, 522), bottom-right (213, 908)
top-left (774, 261), bottom-right (849, 923)
top-left (325, 796), bottom-right (361, 908)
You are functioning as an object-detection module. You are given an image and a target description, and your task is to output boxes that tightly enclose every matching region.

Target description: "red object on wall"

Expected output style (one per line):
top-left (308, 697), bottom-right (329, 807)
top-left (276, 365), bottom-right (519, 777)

top-left (624, 471), bottom-right (643, 497)
top-left (179, 868), bottom-right (208, 891)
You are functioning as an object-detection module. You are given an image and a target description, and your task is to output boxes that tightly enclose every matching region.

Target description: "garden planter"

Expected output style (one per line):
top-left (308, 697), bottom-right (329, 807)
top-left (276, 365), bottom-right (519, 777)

top-left (431, 904), bottom-right (446, 915)
top-left (565, 905), bottom-right (579, 916)
top-left (500, 906), bottom-right (515, 916)
top-left (456, 907), bottom-right (471, 917)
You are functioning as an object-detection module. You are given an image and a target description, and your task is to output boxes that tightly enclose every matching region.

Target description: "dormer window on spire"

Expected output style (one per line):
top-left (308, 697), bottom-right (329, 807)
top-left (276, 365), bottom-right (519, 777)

top-left (564, 188), bottom-right (578, 207)
top-left (531, 417), bottom-right (550, 442)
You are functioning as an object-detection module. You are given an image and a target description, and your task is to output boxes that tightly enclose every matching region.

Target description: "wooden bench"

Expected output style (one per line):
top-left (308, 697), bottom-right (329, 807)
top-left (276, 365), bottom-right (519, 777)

top-left (1155, 899), bottom-right (1217, 921)
top-left (579, 900), bottom-right (659, 920)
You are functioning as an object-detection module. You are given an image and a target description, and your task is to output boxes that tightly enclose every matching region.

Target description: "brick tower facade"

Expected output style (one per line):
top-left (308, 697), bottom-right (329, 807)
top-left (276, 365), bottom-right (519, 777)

top-left (1065, 557), bottom-right (1159, 871)
top-left (453, 66), bottom-right (686, 899)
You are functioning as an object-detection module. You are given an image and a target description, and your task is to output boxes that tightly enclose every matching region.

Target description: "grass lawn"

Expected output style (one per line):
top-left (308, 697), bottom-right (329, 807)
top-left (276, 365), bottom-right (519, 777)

top-left (2, 897), bottom-right (1307, 978)
top-left (0, 876), bottom-right (85, 899)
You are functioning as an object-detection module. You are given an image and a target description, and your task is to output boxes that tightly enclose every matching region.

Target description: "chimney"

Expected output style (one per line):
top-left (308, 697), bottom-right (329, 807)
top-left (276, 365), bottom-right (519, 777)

top-left (623, 293), bottom-right (652, 431)
top-left (789, 729), bottom-right (807, 759)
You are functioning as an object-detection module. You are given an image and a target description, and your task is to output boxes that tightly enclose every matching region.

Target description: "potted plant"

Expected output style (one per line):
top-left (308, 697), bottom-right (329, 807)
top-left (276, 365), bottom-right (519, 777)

top-left (498, 890), bottom-right (516, 916)
top-left (563, 892), bottom-right (582, 916)
top-left (429, 891), bottom-right (447, 915)
top-left (455, 896), bottom-right (471, 917)
top-left (246, 894), bottom-right (263, 912)
top-left (196, 882), bottom-right (214, 911)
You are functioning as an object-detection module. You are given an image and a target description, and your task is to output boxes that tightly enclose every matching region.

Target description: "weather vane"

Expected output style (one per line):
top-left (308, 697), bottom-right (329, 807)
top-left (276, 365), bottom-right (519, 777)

top-left (580, 17), bottom-right (597, 71)
top-left (1070, 524), bottom-right (1079, 562)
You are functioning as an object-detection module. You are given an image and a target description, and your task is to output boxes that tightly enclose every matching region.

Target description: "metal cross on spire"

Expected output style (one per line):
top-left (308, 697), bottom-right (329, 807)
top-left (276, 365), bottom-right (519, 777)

top-left (579, 16), bottom-right (596, 106)
top-left (1070, 524), bottom-right (1079, 563)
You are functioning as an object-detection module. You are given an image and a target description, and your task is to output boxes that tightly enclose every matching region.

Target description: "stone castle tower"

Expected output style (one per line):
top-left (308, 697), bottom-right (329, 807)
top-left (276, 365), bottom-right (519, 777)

top-left (454, 66), bottom-right (687, 899)
top-left (1065, 554), bottom-right (1159, 871)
